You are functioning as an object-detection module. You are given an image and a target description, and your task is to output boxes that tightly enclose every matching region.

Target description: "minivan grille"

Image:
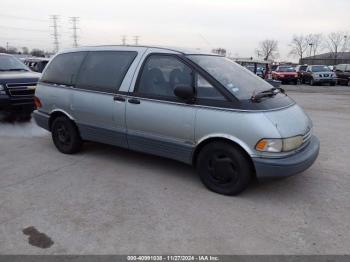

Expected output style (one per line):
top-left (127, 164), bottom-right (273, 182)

top-left (6, 83), bottom-right (36, 97)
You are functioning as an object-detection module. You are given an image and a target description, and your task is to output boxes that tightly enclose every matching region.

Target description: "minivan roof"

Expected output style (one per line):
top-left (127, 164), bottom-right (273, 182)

top-left (58, 45), bottom-right (218, 56)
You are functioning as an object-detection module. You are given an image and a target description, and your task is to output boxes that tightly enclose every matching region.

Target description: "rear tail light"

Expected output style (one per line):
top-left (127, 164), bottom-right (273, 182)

top-left (34, 96), bottom-right (42, 109)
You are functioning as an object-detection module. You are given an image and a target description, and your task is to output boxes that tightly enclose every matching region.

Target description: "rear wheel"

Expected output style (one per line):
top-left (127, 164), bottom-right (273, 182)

top-left (348, 80), bottom-right (350, 87)
top-left (330, 82), bottom-right (336, 86)
top-left (51, 116), bottom-right (82, 154)
top-left (196, 141), bottom-right (253, 195)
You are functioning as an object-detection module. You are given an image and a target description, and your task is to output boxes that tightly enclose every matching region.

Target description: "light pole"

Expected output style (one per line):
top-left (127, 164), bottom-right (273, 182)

top-left (309, 43), bottom-right (313, 65)
top-left (343, 35), bottom-right (348, 52)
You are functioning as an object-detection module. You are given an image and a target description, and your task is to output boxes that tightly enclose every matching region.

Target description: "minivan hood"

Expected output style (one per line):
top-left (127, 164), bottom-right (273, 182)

top-left (263, 104), bottom-right (311, 138)
top-left (0, 71), bottom-right (41, 84)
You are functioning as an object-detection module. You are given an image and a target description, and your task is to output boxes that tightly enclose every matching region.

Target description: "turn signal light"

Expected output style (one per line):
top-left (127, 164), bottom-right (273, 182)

top-left (34, 96), bottom-right (42, 109)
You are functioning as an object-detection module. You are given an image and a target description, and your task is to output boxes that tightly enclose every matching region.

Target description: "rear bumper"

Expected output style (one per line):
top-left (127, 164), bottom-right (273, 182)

top-left (253, 135), bottom-right (320, 178)
top-left (33, 110), bottom-right (50, 131)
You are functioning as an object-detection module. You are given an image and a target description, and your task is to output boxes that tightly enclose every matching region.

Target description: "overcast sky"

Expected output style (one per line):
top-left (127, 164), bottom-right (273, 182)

top-left (0, 0), bottom-right (349, 61)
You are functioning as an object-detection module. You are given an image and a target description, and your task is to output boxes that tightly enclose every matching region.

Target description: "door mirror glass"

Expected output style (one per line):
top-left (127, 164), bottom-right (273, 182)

top-left (174, 85), bottom-right (194, 101)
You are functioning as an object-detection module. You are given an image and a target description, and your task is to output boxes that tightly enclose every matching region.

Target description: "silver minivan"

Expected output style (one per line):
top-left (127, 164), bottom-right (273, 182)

top-left (33, 46), bottom-right (320, 195)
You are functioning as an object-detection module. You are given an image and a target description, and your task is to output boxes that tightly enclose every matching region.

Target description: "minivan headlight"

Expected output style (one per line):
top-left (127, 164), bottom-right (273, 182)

top-left (256, 136), bottom-right (303, 152)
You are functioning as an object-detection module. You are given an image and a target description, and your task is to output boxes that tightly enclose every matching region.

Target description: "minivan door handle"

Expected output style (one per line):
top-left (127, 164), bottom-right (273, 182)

top-left (113, 95), bottom-right (126, 102)
top-left (128, 98), bottom-right (141, 104)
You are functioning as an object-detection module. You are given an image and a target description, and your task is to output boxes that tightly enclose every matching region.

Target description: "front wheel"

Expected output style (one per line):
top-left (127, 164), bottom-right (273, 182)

top-left (196, 142), bottom-right (253, 195)
top-left (51, 116), bottom-right (82, 154)
top-left (310, 78), bottom-right (315, 86)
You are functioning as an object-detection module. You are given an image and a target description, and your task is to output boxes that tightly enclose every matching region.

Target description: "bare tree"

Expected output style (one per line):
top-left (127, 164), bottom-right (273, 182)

top-left (306, 34), bottom-right (324, 57)
top-left (256, 39), bottom-right (279, 61)
top-left (22, 47), bottom-right (29, 55)
top-left (0, 46), bottom-right (6, 53)
top-left (289, 35), bottom-right (308, 61)
top-left (6, 47), bottom-right (18, 54)
top-left (325, 32), bottom-right (348, 64)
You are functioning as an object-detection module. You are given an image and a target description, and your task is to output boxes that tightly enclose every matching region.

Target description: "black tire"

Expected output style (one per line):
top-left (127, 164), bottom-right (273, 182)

top-left (348, 80), bottom-right (350, 87)
top-left (330, 82), bottom-right (336, 86)
top-left (293, 80), bottom-right (298, 85)
top-left (310, 78), bottom-right (315, 86)
top-left (196, 141), bottom-right (253, 195)
top-left (51, 116), bottom-right (82, 154)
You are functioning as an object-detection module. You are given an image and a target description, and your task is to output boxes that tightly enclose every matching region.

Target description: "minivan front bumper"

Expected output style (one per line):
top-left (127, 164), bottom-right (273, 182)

top-left (252, 135), bottom-right (320, 178)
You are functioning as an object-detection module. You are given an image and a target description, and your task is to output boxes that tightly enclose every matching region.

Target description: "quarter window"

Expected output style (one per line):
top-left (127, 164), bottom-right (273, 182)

top-left (136, 55), bottom-right (193, 99)
top-left (41, 52), bottom-right (86, 86)
top-left (76, 51), bottom-right (137, 93)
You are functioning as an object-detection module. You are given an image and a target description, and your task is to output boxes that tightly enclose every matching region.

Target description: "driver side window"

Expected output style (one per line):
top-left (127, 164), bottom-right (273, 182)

top-left (136, 55), bottom-right (193, 100)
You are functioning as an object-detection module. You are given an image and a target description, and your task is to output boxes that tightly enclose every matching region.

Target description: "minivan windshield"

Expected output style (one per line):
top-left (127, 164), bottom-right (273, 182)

top-left (188, 55), bottom-right (273, 100)
top-left (0, 55), bottom-right (29, 71)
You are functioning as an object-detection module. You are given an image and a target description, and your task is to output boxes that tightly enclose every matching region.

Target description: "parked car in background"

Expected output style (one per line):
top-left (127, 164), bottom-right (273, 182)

top-left (0, 53), bottom-right (40, 120)
top-left (33, 45), bottom-right (319, 195)
top-left (335, 64), bottom-right (350, 86)
top-left (24, 57), bottom-right (50, 73)
top-left (271, 64), bottom-right (278, 71)
top-left (302, 65), bottom-right (337, 86)
top-left (328, 65), bottom-right (336, 72)
top-left (295, 65), bottom-right (308, 83)
top-left (272, 65), bottom-right (298, 84)
top-left (245, 65), bottom-right (264, 78)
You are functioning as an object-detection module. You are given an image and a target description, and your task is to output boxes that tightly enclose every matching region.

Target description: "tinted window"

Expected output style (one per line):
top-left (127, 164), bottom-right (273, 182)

top-left (41, 52), bottom-right (86, 85)
top-left (196, 74), bottom-right (226, 101)
top-left (76, 51), bottom-right (137, 93)
top-left (136, 55), bottom-right (193, 99)
top-left (299, 65), bottom-right (307, 71)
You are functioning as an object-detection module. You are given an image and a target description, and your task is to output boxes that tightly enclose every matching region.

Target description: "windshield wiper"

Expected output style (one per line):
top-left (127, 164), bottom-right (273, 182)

top-left (7, 68), bottom-right (28, 71)
top-left (251, 87), bottom-right (285, 102)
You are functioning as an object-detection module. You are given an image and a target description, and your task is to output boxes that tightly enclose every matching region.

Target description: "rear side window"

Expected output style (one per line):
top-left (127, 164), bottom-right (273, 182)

top-left (76, 51), bottom-right (137, 93)
top-left (41, 52), bottom-right (86, 85)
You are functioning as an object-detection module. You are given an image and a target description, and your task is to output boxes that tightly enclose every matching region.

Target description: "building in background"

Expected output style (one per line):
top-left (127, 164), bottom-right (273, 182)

top-left (300, 52), bottom-right (350, 66)
top-left (212, 48), bottom-right (227, 56)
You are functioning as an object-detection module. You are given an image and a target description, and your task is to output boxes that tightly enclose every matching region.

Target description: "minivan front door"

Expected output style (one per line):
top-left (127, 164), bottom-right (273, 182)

top-left (126, 54), bottom-right (196, 163)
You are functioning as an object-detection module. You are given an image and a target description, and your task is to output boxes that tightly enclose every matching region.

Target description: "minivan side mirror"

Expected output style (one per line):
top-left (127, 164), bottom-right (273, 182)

top-left (174, 85), bottom-right (195, 101)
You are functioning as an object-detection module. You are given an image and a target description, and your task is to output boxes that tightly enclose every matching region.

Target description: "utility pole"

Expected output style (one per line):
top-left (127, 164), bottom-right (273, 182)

top-left (133, 35), bottom-right (140, 45)
top-left (70, 17), bottom-right (79, 48)
top-left (6, 42), bottom-right (9, 52)
top-left (121, 35), bottom-right (127, 45)
top-left (50, 15), bottom-right (60, 53)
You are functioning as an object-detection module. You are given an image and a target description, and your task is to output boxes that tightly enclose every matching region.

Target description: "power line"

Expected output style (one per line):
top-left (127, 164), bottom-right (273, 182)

top-left (50, 15), bottom-right (60, 53)
top-left (70, 17), bottom-right (79, 48)
top-left (0, 13), bottom-right (47, 22)
top-left (0, 25), bottom-right (49, 33)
